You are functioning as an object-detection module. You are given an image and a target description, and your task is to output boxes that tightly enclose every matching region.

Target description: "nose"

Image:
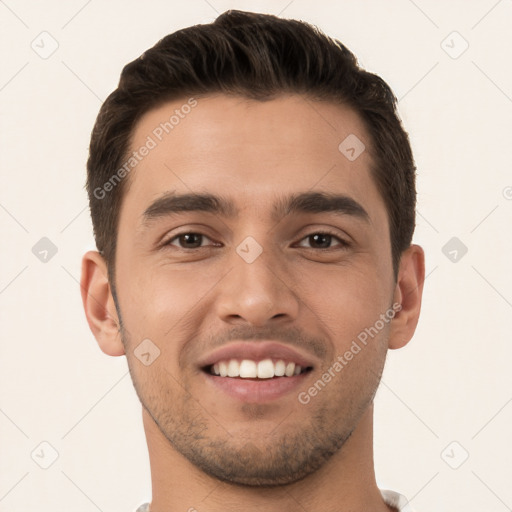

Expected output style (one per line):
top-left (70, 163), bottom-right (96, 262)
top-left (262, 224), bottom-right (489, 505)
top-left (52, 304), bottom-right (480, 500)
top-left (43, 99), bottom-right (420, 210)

top-left (215, 245), bottom-right (300, 327)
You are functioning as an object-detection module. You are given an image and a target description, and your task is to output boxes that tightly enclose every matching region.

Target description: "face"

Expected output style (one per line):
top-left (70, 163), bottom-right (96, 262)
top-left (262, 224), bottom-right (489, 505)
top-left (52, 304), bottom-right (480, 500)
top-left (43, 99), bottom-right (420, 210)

top-left (113, 94), bottom-right (397, 486)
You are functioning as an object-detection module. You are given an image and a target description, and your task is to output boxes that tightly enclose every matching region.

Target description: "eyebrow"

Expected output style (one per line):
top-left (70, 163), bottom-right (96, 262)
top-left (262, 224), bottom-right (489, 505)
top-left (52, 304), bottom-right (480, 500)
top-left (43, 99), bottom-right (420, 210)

top-left (141, 190), bottom-right (370, 227)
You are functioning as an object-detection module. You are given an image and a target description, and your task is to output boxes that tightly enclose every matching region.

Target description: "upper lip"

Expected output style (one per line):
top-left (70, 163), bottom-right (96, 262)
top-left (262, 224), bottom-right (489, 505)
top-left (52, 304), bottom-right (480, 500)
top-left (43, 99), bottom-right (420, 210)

top-left (198, 341), bottom-right (318, 369)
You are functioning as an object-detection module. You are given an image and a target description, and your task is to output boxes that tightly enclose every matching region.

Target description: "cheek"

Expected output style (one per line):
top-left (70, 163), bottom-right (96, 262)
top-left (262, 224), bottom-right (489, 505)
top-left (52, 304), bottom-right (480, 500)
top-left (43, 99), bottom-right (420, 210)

top-left (118, 263), bottom-right (221, 343)
top-left (296, 263), bottom-right (391, 339)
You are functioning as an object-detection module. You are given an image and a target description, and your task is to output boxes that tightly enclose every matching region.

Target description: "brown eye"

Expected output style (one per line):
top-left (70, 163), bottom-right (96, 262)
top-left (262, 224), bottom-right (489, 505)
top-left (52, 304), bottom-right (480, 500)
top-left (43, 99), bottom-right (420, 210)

top-left (297, 232), bottom-right (349, 250)
top-left (167, 232), bottom-right (212, 249)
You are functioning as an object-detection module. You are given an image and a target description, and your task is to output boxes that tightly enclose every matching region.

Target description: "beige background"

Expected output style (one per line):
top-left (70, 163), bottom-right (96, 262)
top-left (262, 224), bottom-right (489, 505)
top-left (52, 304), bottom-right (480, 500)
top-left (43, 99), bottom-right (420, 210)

top-left (1, 0), bottom-right (511, 510)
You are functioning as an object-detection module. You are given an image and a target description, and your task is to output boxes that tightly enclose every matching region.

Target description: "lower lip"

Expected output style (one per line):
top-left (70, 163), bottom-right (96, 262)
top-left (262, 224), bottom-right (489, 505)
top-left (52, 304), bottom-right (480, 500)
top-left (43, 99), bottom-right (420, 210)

top-left (202, 371), bottom-right (311, 403)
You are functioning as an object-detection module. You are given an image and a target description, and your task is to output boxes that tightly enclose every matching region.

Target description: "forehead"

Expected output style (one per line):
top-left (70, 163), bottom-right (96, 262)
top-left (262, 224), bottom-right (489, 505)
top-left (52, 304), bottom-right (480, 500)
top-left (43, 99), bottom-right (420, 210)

top-left (120, 94), bottom-right (386, 229)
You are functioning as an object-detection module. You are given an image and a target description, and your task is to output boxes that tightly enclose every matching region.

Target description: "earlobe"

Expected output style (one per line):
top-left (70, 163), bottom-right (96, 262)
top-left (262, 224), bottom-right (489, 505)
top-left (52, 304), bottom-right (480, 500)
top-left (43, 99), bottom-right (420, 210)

top-left (80, 251), bottom-right (125, 356)
top-left (388, 244), bottom-right (425, 350)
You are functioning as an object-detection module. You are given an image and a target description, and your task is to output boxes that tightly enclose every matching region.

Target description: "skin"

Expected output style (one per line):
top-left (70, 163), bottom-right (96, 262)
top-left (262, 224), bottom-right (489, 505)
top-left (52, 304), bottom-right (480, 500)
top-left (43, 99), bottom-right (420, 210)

top-left (81, 94), bottom-right (425, 512)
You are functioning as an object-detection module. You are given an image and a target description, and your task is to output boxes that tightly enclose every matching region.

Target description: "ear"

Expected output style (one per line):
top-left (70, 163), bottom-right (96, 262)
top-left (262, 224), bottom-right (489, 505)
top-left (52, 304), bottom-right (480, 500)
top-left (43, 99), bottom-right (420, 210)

top-left (388, 244), bottom-right (425, 350)
top-left (80, 250), bottom-right (125, 356)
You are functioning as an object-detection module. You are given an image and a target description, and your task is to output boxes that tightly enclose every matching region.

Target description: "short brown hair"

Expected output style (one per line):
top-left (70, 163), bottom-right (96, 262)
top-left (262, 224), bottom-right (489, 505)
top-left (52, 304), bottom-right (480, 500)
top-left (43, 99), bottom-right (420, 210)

top-left (86, 9), bottom-right (416, 284)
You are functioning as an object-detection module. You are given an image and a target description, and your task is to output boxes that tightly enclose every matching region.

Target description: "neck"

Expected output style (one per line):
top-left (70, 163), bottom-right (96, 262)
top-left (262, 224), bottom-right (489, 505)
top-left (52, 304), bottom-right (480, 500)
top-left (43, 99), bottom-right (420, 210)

top-left (143, 404), bottom-right (394, 512)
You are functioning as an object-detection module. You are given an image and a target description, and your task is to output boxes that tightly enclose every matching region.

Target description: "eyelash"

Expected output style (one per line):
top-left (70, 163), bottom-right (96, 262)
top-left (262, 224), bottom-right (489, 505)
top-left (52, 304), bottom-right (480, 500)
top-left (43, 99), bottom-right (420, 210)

top-left (163, 230), bottom-right (350, 251)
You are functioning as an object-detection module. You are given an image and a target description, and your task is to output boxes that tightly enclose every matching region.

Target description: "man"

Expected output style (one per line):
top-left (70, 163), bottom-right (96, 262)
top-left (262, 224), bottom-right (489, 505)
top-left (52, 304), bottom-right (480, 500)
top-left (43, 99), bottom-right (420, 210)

top-left (80, 9), bottom-right (425, 512)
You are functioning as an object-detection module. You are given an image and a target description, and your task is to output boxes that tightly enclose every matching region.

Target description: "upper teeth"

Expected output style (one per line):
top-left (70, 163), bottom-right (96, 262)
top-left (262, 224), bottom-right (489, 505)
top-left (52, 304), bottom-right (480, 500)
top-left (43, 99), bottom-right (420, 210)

top-left (211, 359), bottom-right (304, 378)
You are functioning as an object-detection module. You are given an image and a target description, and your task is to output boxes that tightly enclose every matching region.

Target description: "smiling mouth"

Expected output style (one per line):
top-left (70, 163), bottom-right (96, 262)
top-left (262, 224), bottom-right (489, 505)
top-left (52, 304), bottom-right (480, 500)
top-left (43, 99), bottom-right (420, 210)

top-left (203, 358), bottom-right (314, 379)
